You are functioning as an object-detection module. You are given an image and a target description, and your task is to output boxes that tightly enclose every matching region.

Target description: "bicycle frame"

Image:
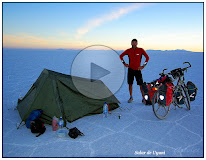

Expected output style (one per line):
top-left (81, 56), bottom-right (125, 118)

top-left (152, 62), bottom-right (191, 119)
top-left (170, 66), bottom-right (191, 110)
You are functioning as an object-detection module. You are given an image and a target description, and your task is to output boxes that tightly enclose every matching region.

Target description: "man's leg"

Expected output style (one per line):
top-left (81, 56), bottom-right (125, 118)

top-left (129, 84), bottom-right (133, 97)
top-left (135, 70), bottom-right (145, 103)
top-left (139, 85), bottom-right (144, 99)
top-left (127, 68), bottom-right (134, 103)
top-left (128, 84), bottom-right (133, 103)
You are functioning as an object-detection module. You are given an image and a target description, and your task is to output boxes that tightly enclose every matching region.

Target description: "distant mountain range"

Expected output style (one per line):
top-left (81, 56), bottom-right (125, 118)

top-left (55, 49), bottom-right (202, 53)
top-left (117, 49), bottom-right (202, 54)
top-left (3, 48), bottom-right (203, 54)
top-left (145, 49), bottom-right (202, 54)
top-left (115, 49), bottom-right (203, 55)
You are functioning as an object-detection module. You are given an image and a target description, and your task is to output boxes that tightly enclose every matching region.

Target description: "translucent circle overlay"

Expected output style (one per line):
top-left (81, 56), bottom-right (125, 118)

top-left (70, 45), bottom-right (125, 99)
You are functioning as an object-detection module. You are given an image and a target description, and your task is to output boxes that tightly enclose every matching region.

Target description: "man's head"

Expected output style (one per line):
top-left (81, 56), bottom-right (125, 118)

top-left (131, 39), bottom-right (138, 48)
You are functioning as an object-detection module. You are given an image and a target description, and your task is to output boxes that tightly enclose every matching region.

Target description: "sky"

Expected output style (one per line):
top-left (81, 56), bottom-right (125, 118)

top-left (2, 2), bottom-right (203, 52)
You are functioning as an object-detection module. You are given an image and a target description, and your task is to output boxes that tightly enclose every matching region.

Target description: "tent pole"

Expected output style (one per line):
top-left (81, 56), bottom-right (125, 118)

top-left (41, 112), bottom-right (52, 119)
top-left (40, 117), bottom-right (52, 125)
top-left (16, 120), bottom-right (25, 130)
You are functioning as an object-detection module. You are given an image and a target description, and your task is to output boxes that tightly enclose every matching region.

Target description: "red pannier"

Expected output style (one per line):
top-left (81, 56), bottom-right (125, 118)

top-left (158, 83), bottom-right (175, 106)
top-left (142, 82), bottom-right (158, 105)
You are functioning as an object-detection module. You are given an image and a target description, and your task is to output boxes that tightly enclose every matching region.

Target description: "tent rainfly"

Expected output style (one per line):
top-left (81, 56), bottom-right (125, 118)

top-left (17, 69), bottom-right (120, 125)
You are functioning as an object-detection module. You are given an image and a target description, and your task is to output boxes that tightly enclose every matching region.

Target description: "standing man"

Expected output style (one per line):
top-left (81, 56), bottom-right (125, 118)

top-left (120, 39), bottom-right (149, 103)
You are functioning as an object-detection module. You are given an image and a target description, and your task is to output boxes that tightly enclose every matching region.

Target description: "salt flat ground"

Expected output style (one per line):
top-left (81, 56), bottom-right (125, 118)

top-left (2, 49), bottom-right (203, 157)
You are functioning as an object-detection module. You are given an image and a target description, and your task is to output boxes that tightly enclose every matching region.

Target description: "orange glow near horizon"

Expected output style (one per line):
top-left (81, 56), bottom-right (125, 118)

top-left (3, 34), bottom-right (203, 52)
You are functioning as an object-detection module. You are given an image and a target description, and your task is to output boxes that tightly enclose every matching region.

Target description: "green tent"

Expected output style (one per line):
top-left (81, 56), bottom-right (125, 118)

top-left (17, 69), bottom-right (120, 125)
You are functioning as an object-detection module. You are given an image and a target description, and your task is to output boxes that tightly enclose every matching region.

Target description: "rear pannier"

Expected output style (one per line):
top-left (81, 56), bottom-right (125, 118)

top-left (158, 83), bottom-right (175, 106)
top-left (187, 81), bottom-right (198, 101)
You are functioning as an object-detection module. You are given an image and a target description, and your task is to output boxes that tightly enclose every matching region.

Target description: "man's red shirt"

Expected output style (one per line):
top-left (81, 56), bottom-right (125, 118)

top-left (120, 47), bottom-right (149, 70)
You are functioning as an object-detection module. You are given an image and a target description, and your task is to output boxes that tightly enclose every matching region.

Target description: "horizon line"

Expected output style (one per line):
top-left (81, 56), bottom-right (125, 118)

top-left (2, 47), bottom-right (203, 53)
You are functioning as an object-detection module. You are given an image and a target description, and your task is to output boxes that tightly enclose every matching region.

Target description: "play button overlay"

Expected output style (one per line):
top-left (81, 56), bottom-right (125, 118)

top-left (90, 63), bottom-right (111, 82)
top-left (71, 45), bottom-right (125, 99)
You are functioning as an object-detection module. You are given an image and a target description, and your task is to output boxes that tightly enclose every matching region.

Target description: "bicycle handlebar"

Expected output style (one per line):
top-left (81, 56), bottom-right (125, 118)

top-left (182, 62), bottom-right (191, 71)
top-left (159, 62), bottom-right (191, 77)
top-left (159, 69), bottom-right (167, 76)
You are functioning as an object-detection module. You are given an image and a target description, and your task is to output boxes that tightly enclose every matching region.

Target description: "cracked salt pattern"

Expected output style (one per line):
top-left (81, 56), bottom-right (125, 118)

top-left (2, 49), bottom-right (203, 157)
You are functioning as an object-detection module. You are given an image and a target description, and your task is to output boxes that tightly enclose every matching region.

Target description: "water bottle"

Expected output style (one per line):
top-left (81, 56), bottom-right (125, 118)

top-left (56, 117), bottom-right (66, 138)
top-left (103, 102), bottom-right (108, 118)
top-left (58, 117), bottom-right (64, 129)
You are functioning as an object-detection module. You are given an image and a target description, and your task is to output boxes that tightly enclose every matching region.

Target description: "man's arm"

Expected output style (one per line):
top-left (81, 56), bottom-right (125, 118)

top-left (138, 49), bottom-right (149, 70)
top-left (120, 49), bottom-right (129, 67)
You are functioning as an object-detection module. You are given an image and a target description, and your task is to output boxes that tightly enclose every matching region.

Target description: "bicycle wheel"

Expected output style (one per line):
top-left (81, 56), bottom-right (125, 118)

top-left (180, 85), bottom-right (191, 110)
top-left (152, 90), bottom-right (170, 120)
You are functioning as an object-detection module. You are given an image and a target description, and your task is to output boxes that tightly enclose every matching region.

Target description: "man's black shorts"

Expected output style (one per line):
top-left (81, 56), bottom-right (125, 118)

top-left (127, 68), bottom-right (143, 85)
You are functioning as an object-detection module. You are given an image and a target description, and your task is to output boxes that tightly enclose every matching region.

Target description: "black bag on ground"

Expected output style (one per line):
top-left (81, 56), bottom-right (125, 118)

top-left (187, 81), bottom-right (198, 101)
top-left (68, 127), bottom-right (84, 139)
top-left (30, 119), bottom-right (46, 137)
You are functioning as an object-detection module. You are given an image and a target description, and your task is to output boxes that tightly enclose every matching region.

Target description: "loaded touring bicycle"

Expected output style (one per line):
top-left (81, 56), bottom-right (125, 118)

top-left (142, 62), bottom-right (198, 120)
